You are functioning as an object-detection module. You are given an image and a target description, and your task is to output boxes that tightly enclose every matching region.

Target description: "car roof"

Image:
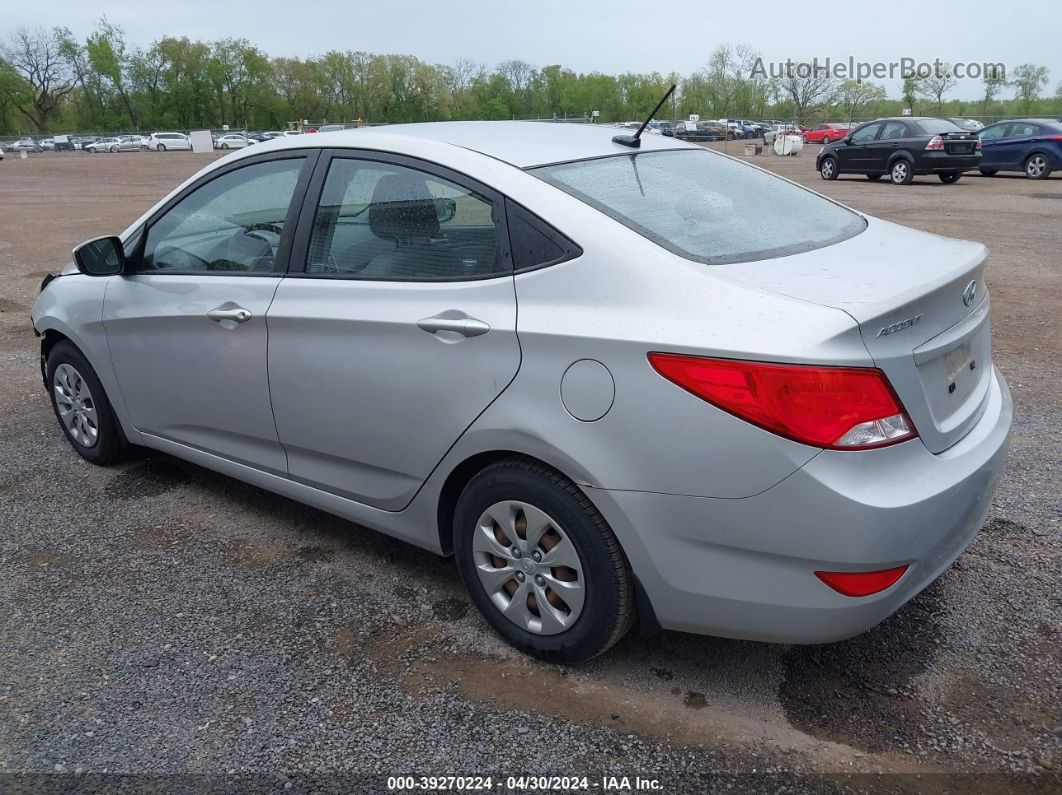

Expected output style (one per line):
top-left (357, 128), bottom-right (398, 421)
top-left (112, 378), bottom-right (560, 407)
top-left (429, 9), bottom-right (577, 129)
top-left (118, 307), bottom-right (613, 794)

top-left (264, 121), bottom-right (694, 168)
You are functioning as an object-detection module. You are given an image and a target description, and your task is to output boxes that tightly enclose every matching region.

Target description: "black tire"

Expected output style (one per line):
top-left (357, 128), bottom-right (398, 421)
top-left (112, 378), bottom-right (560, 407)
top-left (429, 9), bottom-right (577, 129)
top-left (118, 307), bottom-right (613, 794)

top-left (819, 156), bottom-right (839, 180)
top-left (890, 158), bottom-right (915, 185)
top-left (221, 143), bottom-right (229, 150)
top-left (109, 145), bottom-right (119, 153)
top-left (1024, 153), bottom-right (1051, 180)
top-left (939, 171), bottom-right (962, 184)
top-left (867, 174), bottom-right (883, 181)
top-left (157, 143), bottom-right (166, 152)
top-left (979, 168), bottom-right (998, 176)
top-left (821, 135), bottom-right (831, 145)
top-left (454, 458), bottom-right (635, 664)
top-left (46, 340), bottom-right (129, 466)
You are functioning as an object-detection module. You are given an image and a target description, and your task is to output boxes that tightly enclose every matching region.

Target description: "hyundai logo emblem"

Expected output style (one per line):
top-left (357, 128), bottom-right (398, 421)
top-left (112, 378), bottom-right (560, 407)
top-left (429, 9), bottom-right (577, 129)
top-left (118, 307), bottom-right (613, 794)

top-left (962, 280), bottom-right (977, 306)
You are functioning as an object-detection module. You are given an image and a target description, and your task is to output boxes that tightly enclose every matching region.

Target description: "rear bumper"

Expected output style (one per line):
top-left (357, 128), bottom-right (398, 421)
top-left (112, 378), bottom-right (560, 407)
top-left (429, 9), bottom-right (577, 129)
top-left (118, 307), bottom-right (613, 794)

top-left (916, 152), bottom-right (982, 173)
top-left (588, 367), bottom-right (1011, 643)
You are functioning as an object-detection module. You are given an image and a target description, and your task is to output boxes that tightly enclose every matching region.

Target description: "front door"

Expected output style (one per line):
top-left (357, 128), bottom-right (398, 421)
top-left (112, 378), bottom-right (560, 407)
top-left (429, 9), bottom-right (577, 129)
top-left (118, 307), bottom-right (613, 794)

top-left (267, 153), bottom-right (521, 510)
top-left (104, 154), bottom-right (313, 473)
top-left (837, 122), bottom-right (882, 172)
top-left (977, 123), bottom-right (1010, 168)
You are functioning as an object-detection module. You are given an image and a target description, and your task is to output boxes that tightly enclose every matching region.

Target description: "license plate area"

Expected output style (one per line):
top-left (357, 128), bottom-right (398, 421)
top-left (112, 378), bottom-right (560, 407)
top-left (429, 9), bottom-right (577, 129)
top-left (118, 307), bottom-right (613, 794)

top-left (913, 300), bottom-right (992, 432)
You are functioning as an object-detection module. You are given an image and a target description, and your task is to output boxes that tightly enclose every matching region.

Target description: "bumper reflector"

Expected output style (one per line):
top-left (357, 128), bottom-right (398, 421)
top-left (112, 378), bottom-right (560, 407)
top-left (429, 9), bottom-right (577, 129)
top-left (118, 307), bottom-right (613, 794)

top-left (815, 565), bottom-right (909, 597)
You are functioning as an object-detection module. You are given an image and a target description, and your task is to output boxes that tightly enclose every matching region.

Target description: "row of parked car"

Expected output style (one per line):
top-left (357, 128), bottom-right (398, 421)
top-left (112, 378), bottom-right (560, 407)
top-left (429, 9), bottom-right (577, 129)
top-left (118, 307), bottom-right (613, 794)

top-left (0, 125), bottom-right (363, 159)
top-left (814, 116), bottom-right (1062, 184)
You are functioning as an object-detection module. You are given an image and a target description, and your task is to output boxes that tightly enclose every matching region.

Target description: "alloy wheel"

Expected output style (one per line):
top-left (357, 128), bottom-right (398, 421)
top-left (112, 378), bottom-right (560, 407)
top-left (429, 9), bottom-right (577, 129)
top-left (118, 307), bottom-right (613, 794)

top-left (820, 159), bottom-right (835, 179)
top-left (1026, 155), bottom-right (1047, 178)
top-left (53, 363), bottom-right (99, 447)
top-left (472, 500), bottom-right (586, 635)
top-left (892, 162), bottom-right (908, 183)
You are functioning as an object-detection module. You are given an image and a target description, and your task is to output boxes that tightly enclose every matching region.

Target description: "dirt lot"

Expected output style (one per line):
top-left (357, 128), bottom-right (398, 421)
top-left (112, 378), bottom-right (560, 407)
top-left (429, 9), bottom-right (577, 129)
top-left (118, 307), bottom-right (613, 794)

top-left (0, 147), bottom-right (1059, 792)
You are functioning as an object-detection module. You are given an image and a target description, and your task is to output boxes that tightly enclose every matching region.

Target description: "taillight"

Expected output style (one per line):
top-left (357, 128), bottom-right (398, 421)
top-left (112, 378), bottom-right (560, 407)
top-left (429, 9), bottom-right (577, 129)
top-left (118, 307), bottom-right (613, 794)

top-left (925, 135), bottom-right (945, 151)
top-left (1048, 135), bottom-right (1062, 141)
top-left (647, 354), bottom-right (917, 450)
top-left (975, 137), bottom-right (982, 150)
top-left (815, 566), bottom-right (909, 597)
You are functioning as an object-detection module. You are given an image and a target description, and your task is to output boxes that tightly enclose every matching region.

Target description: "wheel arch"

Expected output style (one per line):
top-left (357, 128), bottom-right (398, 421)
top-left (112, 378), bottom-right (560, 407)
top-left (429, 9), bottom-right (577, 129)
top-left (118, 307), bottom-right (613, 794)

top-left (887, 150), bottom-right (916, 167)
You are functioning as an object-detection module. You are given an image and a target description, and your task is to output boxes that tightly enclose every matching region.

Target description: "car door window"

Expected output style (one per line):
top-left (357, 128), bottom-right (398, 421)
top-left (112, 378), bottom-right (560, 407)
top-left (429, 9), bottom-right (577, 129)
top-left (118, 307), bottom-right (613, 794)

top-left (306, 158), bottom-right (505, 280)
top-left (1010, 123), bottom-right (1040, 137)
top-left (141, 157), bottom-right (305, 274)
top-left (851, 124), bottom-right (881, 143)
top-left (880, 122), bottom-right (908, 140)
top-left (979, 124), bottom-right (1009, 140)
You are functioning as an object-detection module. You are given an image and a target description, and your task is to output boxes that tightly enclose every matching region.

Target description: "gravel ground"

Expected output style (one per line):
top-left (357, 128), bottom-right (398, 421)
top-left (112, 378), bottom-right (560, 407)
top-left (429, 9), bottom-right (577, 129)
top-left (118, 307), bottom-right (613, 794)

top-left (0, 148), bottom-right (1059, 793)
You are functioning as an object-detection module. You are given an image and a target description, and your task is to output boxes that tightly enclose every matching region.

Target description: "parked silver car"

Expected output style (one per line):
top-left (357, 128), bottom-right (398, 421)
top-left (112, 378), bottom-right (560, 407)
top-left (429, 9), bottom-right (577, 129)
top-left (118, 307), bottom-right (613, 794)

top-left (31, 122), bottom-right (1011, 663)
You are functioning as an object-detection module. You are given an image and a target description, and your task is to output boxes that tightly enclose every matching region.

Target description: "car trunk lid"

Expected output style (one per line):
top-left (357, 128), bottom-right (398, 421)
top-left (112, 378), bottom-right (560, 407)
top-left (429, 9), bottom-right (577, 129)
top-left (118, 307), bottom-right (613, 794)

top-left (941, 131), bottom-right (978, 155)
top-left (713, 217), bottom-right (992, 453)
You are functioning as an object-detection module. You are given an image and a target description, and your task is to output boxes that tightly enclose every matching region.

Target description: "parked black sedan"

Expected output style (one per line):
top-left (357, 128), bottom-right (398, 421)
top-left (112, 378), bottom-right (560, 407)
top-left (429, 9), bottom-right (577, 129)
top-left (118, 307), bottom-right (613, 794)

top-left (817, 117), bottom-right (981, 185)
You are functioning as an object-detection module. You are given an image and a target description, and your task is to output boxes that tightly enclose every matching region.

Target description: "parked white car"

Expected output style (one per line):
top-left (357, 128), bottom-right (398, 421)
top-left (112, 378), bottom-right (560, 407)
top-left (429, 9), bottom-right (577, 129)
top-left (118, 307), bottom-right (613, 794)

top-left (215, 134), bottom-right (252, 150)
top-left (148, 132), bottom-right (192, 152)
top-left (85, 137), bottom-right (138, 153)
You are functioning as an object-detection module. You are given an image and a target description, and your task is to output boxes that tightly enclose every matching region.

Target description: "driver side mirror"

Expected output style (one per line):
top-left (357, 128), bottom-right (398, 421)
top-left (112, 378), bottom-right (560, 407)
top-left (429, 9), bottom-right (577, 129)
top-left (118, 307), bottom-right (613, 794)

top-left (434, 198), bottom-right (456, 224)
top-left (73, 235), bottom-right (125, 276)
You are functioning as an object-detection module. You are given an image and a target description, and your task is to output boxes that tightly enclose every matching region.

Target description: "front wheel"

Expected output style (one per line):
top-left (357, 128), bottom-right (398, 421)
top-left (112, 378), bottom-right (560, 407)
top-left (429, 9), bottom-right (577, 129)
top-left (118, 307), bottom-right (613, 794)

top-left (979, 168), bottom-right (998, 176)
top-left (1025, 154), bottom-right (1051, 179)
top-left (221, 143), bottom-right (229, 149)
top-left (819, 156), bottom-right (838, 180)
top-left (939, 171), bottom-right (962, 184)
top-left (109, 145), bottom-right (119, 153)
top-left (46, 341), bottom-right (128, 466)
top-left (157, 143), bottom-right (166, 152)
top-left (821, 136), bottom-right (831, 145)
top-left (454, 458), bottom-right (634, 664)
top-left (890, 159), bottom-right (914, 185)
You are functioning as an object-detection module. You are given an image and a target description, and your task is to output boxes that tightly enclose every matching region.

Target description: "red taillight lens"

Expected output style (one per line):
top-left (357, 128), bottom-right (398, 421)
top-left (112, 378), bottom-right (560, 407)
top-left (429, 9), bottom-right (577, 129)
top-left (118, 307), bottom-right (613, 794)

top-left (647, 354), bottom-right (917, 450)
top-left (1048, 135), bottom-right (1062, 141)
top-left (975, 137), bottom-right (982, 150)
top-left (925, 134), bottom-right (945, 151)
top-left (815, 566), bottom-right (909, 597)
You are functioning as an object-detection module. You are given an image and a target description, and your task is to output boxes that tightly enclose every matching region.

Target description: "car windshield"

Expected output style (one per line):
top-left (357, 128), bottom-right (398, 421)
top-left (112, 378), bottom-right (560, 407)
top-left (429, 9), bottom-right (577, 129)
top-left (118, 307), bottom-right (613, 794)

top-left (532, 150), bottom-right (865, 265)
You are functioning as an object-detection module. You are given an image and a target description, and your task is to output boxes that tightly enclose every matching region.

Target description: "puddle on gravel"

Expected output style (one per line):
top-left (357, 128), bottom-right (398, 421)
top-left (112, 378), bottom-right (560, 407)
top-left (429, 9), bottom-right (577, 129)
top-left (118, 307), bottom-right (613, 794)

top-left (778, 579), bottom-right (946, 753)
top-left (104, 459), bottom-right (192, 499)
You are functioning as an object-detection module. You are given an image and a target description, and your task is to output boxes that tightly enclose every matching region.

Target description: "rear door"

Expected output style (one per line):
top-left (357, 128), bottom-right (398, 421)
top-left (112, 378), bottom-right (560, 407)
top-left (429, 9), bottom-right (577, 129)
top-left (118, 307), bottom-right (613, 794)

top-left (998, 122), bottom-right (1042, 167)
top-left (266, 151), bottom-right (520, 510)
top-left (869, 121), bottom-right (911, 172)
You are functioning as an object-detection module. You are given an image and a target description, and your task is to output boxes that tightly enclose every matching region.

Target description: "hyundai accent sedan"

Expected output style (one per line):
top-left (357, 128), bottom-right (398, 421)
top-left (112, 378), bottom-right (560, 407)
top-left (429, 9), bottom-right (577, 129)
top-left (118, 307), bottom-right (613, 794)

top-left (32, 122), bottom-right (1011, 663)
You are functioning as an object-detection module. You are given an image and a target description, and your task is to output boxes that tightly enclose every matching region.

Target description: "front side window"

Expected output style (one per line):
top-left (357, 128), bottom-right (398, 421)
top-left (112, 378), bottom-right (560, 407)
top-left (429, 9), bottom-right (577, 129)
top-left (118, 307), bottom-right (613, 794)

top-left (978, 124), bottom-right (1009, 140)
top-left (851, 124), bottom-right (881, 143)
top-left (533, 150), bottom-right (865, 265)
top-left (141, 158), bottom-right (304, 273)
top-left (306, 158), bottom-right (504, 280)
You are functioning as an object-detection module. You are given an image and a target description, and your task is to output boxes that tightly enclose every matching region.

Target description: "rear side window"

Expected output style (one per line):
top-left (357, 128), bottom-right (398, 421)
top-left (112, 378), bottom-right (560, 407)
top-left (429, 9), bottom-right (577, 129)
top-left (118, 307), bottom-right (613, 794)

top-left (533, 150), bottom-right (865, 265)
top-left (880, 122), bottom-right (908, 140)
top-left (505, 200), bottom-right (579, 270)
top-left (1010, 123), bottom-right (1041, 137)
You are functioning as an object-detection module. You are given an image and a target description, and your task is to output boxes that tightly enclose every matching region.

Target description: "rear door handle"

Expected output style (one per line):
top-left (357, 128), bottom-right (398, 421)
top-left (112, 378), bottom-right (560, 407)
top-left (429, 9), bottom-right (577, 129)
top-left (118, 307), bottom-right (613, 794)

top-left (417, 315), bottom-right (490, 338)
top-left (207, 305), bottom-right (252, 324)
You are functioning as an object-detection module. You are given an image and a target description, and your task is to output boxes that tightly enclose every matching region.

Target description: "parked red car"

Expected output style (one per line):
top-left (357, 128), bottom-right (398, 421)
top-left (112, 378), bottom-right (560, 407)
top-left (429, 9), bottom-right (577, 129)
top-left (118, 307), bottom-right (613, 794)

top-left (803, 123), bottom-right (851, 145)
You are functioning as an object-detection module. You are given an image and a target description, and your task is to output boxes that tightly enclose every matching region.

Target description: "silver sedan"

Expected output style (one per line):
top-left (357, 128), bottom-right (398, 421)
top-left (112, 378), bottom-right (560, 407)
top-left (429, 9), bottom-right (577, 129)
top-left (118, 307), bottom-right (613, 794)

top-left (31, 122), bottom-right (1011, 663)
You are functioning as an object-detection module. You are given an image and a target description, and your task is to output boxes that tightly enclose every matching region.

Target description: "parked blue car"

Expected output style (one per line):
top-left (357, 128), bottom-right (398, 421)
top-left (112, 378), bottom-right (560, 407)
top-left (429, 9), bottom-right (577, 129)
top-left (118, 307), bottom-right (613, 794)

top-left (977, 118), bottom-right (1062, 179)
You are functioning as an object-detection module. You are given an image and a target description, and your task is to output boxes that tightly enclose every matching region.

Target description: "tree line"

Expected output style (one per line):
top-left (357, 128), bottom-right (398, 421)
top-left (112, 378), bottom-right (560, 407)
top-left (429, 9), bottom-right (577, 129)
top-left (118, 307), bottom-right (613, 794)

top-left (2, 22), bottom-right (1060, 135)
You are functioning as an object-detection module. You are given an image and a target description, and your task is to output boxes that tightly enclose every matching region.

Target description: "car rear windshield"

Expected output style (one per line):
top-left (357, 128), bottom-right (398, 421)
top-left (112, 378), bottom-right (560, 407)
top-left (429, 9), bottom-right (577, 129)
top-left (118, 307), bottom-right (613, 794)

top-left (916, 119), bottom-right (964, 134)
top-left (532, 150), bottom-right (865, 265)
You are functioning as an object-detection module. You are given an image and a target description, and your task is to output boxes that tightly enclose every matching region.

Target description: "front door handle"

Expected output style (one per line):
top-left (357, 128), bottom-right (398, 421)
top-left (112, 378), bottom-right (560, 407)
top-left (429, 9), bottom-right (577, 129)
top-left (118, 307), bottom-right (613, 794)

top-left (417, 315), bottom-right (490, 338)
top-left (207, 305), bottom-right (252, 325)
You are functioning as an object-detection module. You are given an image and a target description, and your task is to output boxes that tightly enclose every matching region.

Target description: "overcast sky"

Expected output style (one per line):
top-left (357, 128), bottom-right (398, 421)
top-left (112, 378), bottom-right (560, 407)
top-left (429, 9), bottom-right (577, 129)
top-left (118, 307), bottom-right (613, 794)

top-left (5, 0), bottom-right (1060, 98)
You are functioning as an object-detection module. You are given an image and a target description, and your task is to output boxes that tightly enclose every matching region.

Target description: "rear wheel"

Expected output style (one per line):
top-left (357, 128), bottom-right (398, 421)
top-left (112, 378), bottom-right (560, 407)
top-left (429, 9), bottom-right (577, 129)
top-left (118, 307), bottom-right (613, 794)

top-left (819, 156), bottom-right (838, 180)
top-left (454, 458), bottom-right (634, 664)
top-left (890, 159), bottom-right (914, 185)
top-left (46, 341), bottom-right (128, 466)
top-left (939, 171), bottom-right (962, 184)
top-left (979, 168), bottom-right (998, 176)
top-left (821, 136), bottom-right (831, 145)
top-left (1024, 154), bottom-right (1051, 179)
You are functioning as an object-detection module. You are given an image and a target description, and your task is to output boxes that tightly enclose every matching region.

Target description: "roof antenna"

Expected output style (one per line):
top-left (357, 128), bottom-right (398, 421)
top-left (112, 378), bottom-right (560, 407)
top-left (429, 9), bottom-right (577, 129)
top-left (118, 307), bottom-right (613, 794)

top-left (612, 84), bottom-right (677, 148)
